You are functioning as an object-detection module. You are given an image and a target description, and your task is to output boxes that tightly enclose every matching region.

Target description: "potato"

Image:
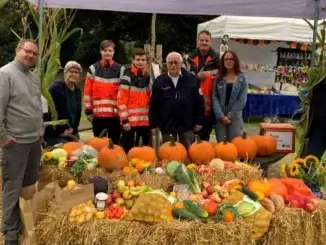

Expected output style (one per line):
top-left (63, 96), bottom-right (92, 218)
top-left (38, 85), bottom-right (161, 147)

top-left (270, 193), bottom-right (285, 211)
top-left (260, 198), bottom-right (275, 213)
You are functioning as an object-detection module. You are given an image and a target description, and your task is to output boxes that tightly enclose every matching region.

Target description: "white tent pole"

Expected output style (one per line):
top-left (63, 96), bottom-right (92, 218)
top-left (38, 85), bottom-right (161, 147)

top-left (37, 0), bottom-right (44, 80)
top-left (311, 0), bottom-right (320, 66)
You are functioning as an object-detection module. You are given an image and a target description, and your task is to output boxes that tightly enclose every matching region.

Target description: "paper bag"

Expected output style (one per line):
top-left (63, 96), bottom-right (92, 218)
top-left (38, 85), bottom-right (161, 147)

top-left (19, 183), bottom-right (50, 245)
top-left (54, 182), bottom-right (94, 213)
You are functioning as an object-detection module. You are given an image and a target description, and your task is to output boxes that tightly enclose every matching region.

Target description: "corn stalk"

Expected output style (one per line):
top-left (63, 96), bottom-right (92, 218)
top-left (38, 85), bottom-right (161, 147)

top-left (297, 20), bottom-right (326, 156)
top-left (11, 4), bottom-right (82, 120)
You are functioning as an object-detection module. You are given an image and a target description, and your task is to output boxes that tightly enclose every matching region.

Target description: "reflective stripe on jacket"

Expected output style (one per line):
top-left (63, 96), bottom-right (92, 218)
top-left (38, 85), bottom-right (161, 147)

top-left (117, 66), bottom-right (151, 126)
top-left (84, 60), bottom-right (124, 118)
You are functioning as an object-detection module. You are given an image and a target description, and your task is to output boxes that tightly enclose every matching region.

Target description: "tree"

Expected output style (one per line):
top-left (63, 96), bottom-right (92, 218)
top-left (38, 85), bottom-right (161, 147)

top-left (12, 3), bottom-right (82, 120)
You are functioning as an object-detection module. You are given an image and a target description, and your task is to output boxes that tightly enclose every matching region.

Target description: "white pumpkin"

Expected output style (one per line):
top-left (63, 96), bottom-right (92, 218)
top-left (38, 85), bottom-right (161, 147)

top-left (209, 158), bottom-right (225, 170)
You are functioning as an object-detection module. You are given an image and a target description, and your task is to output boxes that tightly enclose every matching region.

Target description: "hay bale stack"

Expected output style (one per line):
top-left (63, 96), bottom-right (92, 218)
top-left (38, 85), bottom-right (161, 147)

top-left (263, 201), bottom-right (326, 245)
top-left (36, 213), bottom-right (255, 245)
top-left (198, 167), bottom-right (262, 184)
top-left (39, 165), bottom-right (75, 187)
top-left (82, 169), bottom-right (174, 191)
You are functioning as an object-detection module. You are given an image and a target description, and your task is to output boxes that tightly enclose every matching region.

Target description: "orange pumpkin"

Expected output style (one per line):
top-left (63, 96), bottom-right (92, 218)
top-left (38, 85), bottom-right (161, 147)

top-left (214, 138), bottom-right (238, 162)
top-left (247, 178), bottom-right (272, 197)
top-left (87, 129), bottom-right (109, 152)
top-left (62, 141), bottom-right (84, 157)
top-left (267, 178), bottom-right (288, 198)
top-left (231, 131), bottom-right (257, 159)
top-left (158, 135), bottom-right (187, 163)
top-left (98, 139), bottom-right (128, 171)
top-left (127, 141), bottom-right (156, 163)
top-left (251, 129), bottom-right (277, 157)
top-left (188, 135), bottom-right (215, 164)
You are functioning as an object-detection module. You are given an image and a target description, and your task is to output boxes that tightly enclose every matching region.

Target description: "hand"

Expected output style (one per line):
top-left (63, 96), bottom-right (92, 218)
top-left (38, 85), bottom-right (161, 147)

top-left (61, 128), bottom-right (73, 137)
top-left (87, 115), bottom-right (93, 122)
top-left (197, 71), bottom-right (207, 80)
top-left (0, 136), bottom-right (17, 147)
top-left (123, 124), bottom-right (131, 131)
top-left (219, 116), bottom-right (231, 125)
top-left (151, 128), bottom-right (158, 135)
top-left (194, 125), bottom-right (203, 132)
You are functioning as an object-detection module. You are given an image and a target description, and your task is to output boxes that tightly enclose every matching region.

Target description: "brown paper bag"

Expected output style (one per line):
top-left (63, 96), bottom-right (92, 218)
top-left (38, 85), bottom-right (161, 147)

top-left (19, 183), bottom-right (50, 245)
top-left (53, 182), bottom-right (94, 213)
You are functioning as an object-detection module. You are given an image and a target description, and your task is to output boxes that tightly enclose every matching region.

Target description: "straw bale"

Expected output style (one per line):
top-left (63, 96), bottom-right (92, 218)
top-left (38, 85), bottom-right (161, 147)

top-left (262, 200), bottom-right (326, 245)
top-left (198, 167), bottom-right (262, 184)
top-left (82, 169), bottom-right (174, 191)
top-left (39, 165), bottom-right (75, 187)
top-left (36, 212), bottom-right (255, 245)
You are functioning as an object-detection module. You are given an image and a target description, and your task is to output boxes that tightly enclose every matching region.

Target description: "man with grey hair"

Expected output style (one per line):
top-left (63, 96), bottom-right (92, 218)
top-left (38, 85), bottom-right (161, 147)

top-left (150, 52), bottom-right (205, 149)
top-left (0, 39), bottom-right (43, 245)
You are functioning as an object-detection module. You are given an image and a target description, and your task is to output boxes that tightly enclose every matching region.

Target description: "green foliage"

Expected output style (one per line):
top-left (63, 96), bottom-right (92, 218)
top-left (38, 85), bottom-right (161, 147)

top-left (11, 4), bottom-right (82, 120)
top-left (0, 0), bottom-right (10, 9)
top-left (297, 20), bottom-right (326, 156)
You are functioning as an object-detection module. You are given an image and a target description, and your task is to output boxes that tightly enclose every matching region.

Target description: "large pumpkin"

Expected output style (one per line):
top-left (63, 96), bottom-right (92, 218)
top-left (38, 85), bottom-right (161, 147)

top-left (231, 131), bottom-right (257, 159)
top-left (214, 138), bottom-right (238, 162)
top-left (159, 135), bottom-right (187, 163)
top-left (127, 143), bottom-right (156, 163)
top-left (98, 139), bottom-right (128, 171)
top-left (87, 129), bottom-right (109, 152)
top-left (62, 141), bottom-right (84, 157)
top-left (251, 129), bottom-right (277, 157)
top-left (188, 135), bottom-right (215, 164)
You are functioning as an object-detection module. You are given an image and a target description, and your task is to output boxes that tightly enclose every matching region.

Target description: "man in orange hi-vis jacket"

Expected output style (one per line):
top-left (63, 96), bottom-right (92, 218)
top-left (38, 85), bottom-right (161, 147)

top-left (84, 40), bottom-right (125, 144)
top-left (117, 48), bottom-right (151, 153)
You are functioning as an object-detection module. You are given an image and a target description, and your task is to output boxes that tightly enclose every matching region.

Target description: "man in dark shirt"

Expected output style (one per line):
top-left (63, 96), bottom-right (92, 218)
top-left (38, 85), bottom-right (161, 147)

top-left (301, 76), bottom-right (326, 159)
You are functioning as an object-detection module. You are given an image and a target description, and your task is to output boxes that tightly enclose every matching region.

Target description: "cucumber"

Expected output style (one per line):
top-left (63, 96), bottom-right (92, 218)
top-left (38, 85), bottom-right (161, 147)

top-left (241, 186), bottom-right (259, 201)
top-left (173, 208), bottom-right (207, 222)
top-left (183, 200), bottom-right (208, 218)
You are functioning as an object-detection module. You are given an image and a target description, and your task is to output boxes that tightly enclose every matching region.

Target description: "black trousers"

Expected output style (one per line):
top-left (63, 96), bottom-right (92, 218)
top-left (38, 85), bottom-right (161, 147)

top-left (121, 126), bottom-right (151, 153)
top-left (92, 117), bottom-right (121, 144)
top-left (197, 115), bottom-right (214, 141)
top-left (301, 131), bottom-right (326, 159)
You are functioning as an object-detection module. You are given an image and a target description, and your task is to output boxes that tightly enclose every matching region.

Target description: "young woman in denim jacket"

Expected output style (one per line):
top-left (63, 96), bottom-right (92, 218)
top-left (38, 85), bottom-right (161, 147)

top-left (212, 51), bottom-right (248, 142)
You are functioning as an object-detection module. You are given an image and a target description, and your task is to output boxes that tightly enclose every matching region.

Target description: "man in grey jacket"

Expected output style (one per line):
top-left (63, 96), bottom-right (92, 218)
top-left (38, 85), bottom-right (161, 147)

top-left (0, 39), bottom-right (43, 245)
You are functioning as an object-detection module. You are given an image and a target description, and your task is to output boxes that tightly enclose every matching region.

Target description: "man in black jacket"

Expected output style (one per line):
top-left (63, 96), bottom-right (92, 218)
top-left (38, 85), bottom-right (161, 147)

top-left (150, 52), bottom-right (205, 149)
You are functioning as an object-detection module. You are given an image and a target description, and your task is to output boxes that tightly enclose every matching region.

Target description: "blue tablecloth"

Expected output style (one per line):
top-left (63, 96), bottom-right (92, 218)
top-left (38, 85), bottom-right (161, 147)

top-left (243, 93), bottom-right (301, 117)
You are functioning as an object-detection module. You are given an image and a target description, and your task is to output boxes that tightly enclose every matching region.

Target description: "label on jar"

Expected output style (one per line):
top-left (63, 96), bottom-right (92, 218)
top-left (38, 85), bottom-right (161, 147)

top-left (96, 200), bottom-right (106, 211)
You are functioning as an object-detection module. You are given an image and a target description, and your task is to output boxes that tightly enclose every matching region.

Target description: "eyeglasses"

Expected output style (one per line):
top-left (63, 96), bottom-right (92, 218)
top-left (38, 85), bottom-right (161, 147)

top-left (19, 48), bottom-right (39, 56)
top-left (168, 61), bottom-right (180, 65)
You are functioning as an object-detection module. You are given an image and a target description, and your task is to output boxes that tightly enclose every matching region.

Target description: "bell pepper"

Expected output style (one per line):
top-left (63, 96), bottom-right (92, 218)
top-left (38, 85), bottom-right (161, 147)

top-left (105, 204), bottom-right (125, 220)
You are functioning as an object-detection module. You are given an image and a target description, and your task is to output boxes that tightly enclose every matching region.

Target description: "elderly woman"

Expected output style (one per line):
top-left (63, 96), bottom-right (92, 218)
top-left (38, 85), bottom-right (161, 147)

top-left (212, 51), bottom-right (248, 142)
top-left (44, 61), bottom-right (83, 146)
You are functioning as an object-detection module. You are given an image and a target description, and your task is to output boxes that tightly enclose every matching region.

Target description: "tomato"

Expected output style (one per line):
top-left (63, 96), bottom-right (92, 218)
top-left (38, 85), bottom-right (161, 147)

top-left (304, 203), bottom-right (316, 213)
top-left (115, 208), bottom-right (124, 219)
top-left (289, 200), bottom-right (299, 208)
top-left (309, 198), bottom-right (319, 207)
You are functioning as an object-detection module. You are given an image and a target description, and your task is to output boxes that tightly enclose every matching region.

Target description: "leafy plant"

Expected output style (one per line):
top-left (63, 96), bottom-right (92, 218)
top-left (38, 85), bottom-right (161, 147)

top-left (11, 4), bottom-right (83, 120)
top-left (0, 0), bottom-right (10, 9)
top-left (297, 20), bottom-right (326, 156)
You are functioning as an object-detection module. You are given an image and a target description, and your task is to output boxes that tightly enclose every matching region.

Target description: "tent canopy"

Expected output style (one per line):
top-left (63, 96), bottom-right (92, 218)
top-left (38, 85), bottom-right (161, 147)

top-left (28, 0), bottom-right (326, 20)
top-left (198, 15), bottom-right (319, 43)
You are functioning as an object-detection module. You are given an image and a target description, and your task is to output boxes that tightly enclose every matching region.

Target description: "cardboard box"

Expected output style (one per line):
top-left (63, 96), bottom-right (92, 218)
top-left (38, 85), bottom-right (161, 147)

top-left (260, 123), bottom-right (296, 153)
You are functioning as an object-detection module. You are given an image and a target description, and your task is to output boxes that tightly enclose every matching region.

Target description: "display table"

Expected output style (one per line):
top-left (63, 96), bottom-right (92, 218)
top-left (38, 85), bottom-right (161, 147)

top-left (253, 153), bottom-right (288, 177)
top-left (243, 93), bottom-right (301, 117)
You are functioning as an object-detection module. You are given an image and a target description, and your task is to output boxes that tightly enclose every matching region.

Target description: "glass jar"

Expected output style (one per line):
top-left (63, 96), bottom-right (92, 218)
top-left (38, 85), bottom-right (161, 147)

top-left (173, 184), bottom-right (191, 201)
top-left (95, 192), bottom-right (108, 211)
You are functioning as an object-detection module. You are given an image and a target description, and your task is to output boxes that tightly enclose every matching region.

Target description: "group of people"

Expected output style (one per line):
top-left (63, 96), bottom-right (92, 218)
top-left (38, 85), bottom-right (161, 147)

top-left (42, 30), bottom-right (248, 152)
top-left (0, 30), bottom-right (248, 245)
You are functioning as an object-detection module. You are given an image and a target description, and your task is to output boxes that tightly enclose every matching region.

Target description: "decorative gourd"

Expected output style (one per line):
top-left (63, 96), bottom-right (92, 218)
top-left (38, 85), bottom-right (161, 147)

top-left (214, 137), bottom-right (238, 161)
top-left (251, 129), bottom-right (277, 157)
top-left (127, 138), bottom-right (156, 163)
top-left (188, 135), bottom-right (215, 164)
top-left (158, 135), bottom-right (187, 163)
top-left (87, 129), bottom-right (109, 152)
top-left (62, 141), bottom-right (84, 157)
top-left (247, 178), bottom-right (272, 197)
top-left (209, 158), bottom-right (225, 170)
top-left (98, 139), bottom-right (128, 171)
top-left (231, 131), bottom-right (257, 159)
top-left (51, 148), bottom-right (68, 160)
top-left (266, 178), bottom-right (288, 198)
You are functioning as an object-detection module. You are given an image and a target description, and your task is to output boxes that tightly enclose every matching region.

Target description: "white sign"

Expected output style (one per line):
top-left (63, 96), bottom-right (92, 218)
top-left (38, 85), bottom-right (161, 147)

top-left (266, 131), bottom-right (293, 151)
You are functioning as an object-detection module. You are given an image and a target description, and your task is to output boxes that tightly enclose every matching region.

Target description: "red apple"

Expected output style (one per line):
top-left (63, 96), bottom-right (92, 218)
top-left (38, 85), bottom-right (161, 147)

top-left (202, 180), bottom-right (211, 189)
top-left (112, 190), bottom-right (121, 201)
top-left (206, 186), bottom-right (214, 195)
top-left (201, 190), bottom-right (208, 199)
top-left (107, 194), bottom-right (113, 205)
top-left (304, 203), bottom-right (317, 213)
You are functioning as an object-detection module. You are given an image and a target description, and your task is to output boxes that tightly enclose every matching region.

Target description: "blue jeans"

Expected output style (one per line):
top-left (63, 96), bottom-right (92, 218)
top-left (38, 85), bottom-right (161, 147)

top-left (301, 131), bottom-right (326, 159)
